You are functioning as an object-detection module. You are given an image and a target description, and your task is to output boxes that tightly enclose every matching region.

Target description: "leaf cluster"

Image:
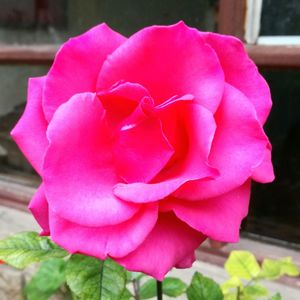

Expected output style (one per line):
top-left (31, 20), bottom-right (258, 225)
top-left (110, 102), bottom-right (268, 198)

top-left (0, 232), bottom-right (299, 300)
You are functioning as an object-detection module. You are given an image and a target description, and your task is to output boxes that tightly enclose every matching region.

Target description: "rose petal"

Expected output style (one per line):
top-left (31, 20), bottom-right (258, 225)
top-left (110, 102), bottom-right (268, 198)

top-left (252, 144), bottom-right (275, 183)
top-left (97, 21), bottom-right (224, 113)
top-left (115, 213), bottom-right (206, 280)
top-left (202, 32), bottom-right (272, 124)
top-left (11, 77), bottom-right (48, 175)
top-left (175, 253), bottom-right (196, 269)
top-left (49, 203), bottom-right (158, 259)
top-left (43, 23), bottom-right (126, 121)
top-left (170, 180), bottom-right (251, 243)
top-left (98, 81), bottom-right (151, 127)
top-left (175, 84), bottom-right (269, 200)
top-left (28, 184), bottom-right (50, 235)
top-left (43, 92), bottom-right (140, 227)
top-left (114, 117), bottom-right (174, 183)
top-left (113, 102), bottom-right (218, 203)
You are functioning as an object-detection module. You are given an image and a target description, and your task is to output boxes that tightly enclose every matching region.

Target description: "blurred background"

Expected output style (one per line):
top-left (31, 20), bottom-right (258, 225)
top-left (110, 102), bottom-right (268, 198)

top-left (0, 0), bottom-right (299, 247)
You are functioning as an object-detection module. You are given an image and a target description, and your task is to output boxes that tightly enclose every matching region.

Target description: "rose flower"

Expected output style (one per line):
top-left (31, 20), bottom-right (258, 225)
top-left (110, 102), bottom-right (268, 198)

top-left (11, 22), bottom-right (274, 280)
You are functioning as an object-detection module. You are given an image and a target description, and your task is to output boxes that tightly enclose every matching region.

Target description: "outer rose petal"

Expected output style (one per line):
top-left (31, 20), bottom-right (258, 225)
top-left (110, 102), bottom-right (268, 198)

top-left (252, 145), bottom-right (275, 183)
top-left (28, 184), bottom-right (50, 235)
top-left (201, 32), bottom-right (272, 124)
top-left (175, 253), bottom-right (196, 269)
top-left (115, 213), bottom-right (206, 281)
top-left (113, 102), bottom-right (218, 203)
top-left (43, 92), bottom-right (139, 227)
top-left (49, 203), bottom-right (158, 259)
top-left (97, 21), bottom-right (224, 113)
top-left (175, 84), bottom-right (269, 200)
top-left (11, 77), bottom-right (48, 175)
top-left (169, 180), bottom-right (251, 243)
top-left (43, 23), bottom-right (126, 121)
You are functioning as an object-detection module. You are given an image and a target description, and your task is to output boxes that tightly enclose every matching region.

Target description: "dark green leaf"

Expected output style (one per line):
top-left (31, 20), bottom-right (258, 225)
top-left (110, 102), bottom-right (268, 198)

top-left (120, 288), bottom-right (133, 300)
top-left (0, 232), bottom-right (68, 268)
top-left (186, 272), bottom-right (223, 300)
top-left (24, 258), bottom-right (66, 300)
top-left (65, 255), bottom-right (126, 300)
top-left (139, 277), bottom-right (187, 299)
top-left (140, 279), bottom-right (156, 299)
top-left (163, 277), bottom-right (187, 297)
top-left (269, 293), bottom-right (281, 300)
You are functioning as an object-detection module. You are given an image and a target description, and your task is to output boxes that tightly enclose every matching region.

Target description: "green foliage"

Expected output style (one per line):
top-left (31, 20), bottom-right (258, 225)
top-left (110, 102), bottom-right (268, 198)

top-left (269, 293), bottom-right (281, 300)
top-left (139, 279), bottom-right (156, 299)
top-left (221, 276), bottom-right (243, 294)
top-left (139, 277), bottom-right (187, 299)
top-left (163, 277), bottom-right (188, 297)
top-left (186, 272), bottom-right (223, 300)
top-left (65, 254), bottom-right (127, 300)
top-left (119, 288), bottom-right (133, 300)
top-left (243, 283), bottom-right (268, 298)
top-left (24, 258), bottom-right (67, 300)
top-left (260, 257), bottom-right (299, 279)
top-left (225, 251), bottom-right (261, 280)
top-left (223, 250), bottom-right (299, 300)
top-left (0, 232), bottom-right (67, 268)
top-left (0, 232), bottom-right (298, 300)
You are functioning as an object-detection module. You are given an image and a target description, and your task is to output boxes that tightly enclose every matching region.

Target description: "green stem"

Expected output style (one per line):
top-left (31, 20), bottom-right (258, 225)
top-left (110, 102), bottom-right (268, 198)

top-left (237, 286), bottom-right (241, 300)
top-left (157, 280), bottom-right (163, 300)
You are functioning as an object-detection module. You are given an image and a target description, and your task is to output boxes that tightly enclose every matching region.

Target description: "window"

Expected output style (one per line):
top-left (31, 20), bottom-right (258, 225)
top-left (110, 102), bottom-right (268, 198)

top-left (219, 0), bottom-right (300, 68)
top-left (219, 0), bottom-right (300, 243)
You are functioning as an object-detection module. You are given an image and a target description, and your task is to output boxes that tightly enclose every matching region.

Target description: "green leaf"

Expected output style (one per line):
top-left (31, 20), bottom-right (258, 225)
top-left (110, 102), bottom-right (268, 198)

top-left (221, 276), bottom-right (243, 294)
top-left (261, 257), bottom-right (299, 280)
top-left (0, 232), bottom-right (68, 269)
top-left (279, 257), bottom-right (299, 276)
top-left (120, 288), bottom-right (133, 300)
top-left (140, 277), bottom-right (187, 299)
top-left (186, 272), bottom-right (223, 300)
top-left (225, 251), bottom-right (261, 280)
top-left (140, 279), bottom-right (156, 299)
top-left (65, 255), bottom-right (126, 300)
top-left (269, 293), bottom-right (281, 300)
top-left (243, 283), bottom-right (268, 297)
top-left (24, 258), bottom-right (66, 300)
top-left (163, 277), bottom-right (187, 297)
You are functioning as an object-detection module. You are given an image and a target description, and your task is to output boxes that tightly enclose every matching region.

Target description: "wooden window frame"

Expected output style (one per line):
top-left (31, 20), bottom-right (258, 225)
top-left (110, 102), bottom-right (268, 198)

top-left (0, 0), bottom-right (299, 68)
top-left (218, 0), bottom-right (300, 68)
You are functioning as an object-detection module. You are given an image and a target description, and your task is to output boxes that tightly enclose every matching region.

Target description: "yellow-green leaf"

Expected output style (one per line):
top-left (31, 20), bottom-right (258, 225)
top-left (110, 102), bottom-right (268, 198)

top-left (243, 283), bottom-right (268, 297)
top-left (261, 257), bottom-right (299, 279)
top-left (225, 251), bottom-right (260, 280)
top-left (221, 276), bottom-right (243, 295)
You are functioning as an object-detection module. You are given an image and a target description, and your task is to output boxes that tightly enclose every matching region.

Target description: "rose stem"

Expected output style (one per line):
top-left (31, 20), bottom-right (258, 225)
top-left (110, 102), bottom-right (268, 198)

top-left (157, 280), bottom-right (163, 300)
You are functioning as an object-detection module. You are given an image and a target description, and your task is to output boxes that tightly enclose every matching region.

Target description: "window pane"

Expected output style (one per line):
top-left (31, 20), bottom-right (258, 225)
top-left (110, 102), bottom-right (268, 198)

top-left (0, 0), bottom-right (218, 44)
top-left (260, 0), bottom-right (300, 35)
top-left (247, 69), bottom-right (300, 243)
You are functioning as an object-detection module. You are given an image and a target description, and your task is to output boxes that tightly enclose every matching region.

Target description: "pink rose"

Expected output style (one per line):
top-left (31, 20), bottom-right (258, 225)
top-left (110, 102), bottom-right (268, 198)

top-left (11, 22), bottom-right (274, 280)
